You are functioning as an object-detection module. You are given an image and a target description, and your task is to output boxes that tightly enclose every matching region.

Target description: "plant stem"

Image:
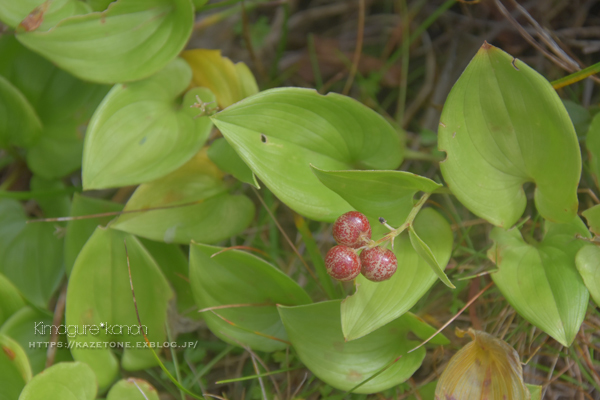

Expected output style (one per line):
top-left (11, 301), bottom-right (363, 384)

top-left (551, 60), bottom-right (600, 89)
top-left (369, 192), bottom-right (431, 247)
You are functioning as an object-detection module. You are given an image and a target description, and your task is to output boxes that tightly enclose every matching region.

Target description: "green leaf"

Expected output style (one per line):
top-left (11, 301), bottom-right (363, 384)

top-left (106, 378), bottom-right (159, 400)
top-left (0, 199), bottom-right (63, 308)
top-left (575, 245), bottom-right (600, 308)
top-left (438, 43), bottom-right (580, 227)
top-left (17, 0), bottom-right (194, 84)
top-left (138, 238), bottom-right (196, 318)
top-left (585, 113), bottom-right (600, 191)
top-left (211, 88), bottom-right (403, 222)
top-left (26, 124), bottom-right (84, 179)
top-left (0, 36), bottom-right (109, 178)
top-left (408, 225), bottom-right (454, 288)
top-left (182, 49), bottom-right (259, 108)
top-left (0, 307), bottom-right (72, 375)
top-left (0, 333), bottom-right (32, 400)
top-left (112, 149), bottom-right (255, 244)
top-left (189, 243), bottom-right (312, 352)
top-left (18, 362), bottom-right (96, 400)
top-left (341, 208), bottom-right (453, 340)
top-left (208, 138), bottom-right (258, 187)
top-left (563, 99), bottom-right (591, 137)
top-left (64, 194), bottom-right (123, 275)
top-left (82, 60), bottom-right (214, 189)
top-left (583, 204), bottom-right (600, 236)
top-left (29, 176), bottom-right (71, 219)
top-left (65, 227), bottom-right (173, 389)
top-left (0, 36), bottom-right (108, 121)
top-left (488, 217), bottom-right (591, 346)
top-left (0, 75), bottom-right (42, 149)
top-left (312, 167), bottom-right (441, 226)
top-left (0, 0), bottom-right (90, 31)
top-left (527, 384), bottom-right (542, 400)
top-left (278, 300), bottom-right (448, 394)
top-left (0, 273), bottom-right (25, 327)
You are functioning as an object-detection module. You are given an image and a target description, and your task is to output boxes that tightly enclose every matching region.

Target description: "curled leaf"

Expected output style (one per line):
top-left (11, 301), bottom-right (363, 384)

top-left (435, 329), bottom-right (530, 400)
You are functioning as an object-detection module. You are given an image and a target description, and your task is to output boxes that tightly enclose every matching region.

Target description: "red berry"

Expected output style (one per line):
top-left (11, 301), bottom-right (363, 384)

top-left (360, 247), bottom-right (397, 282)
top-left (332, 211), bottom-right (371, 249)
top-left (325, 245), bottom-right (361, 282)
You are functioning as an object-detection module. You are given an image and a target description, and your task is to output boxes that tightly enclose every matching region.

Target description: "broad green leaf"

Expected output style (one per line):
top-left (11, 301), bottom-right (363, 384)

top-left (18, 362), bottom-right (96, 400)
top-left (575, 245), bottom-right (600, 307)
top-left (0, 334), bottom-right (32, 400)
top-left (312, 167), bottom-right (441, 226)
top-left (0, 36), bottom-right (108, 178)
top-left (82, 60), bottom-right (214, 189)
top-left (64, 194), bottom-right (123, 275)
top-left (438, 43), bottom-right (580, 227)
top-left (0, 75), bottom-right (42, 149)
top-left (112, 149), bottom-right (255, 244)
top-left (0, 273), bottom-right (25, 327)
top-left (563, 100), bottom-right (591, 137)
top-left (0, 307), bottom-right (72, 375)
top-left (30, 176), bottom-right (71, 219)
top-left (208, 138), bottom-right (258, 187)
top-left (138, 238), bottom-right (196, 318)
top-left (211, 88), bottom-right (403, 222)
top-left (0, 36), bottom-right (108, 121)
top-left (278, 300), bottom-right (448, 394)
top-left (189, 243), bottom-right (312, 352)
top-left (26, 124), bottom-right (85, 178)
top-left (586, 113), bottom-right (600, 190)
top-left (106, 378), bottom-right (159, 400)
top-left (0, 199), bottom-right (63, 308)
top-left (17, 0), bottom-right (194, 84)
top-left (182, 49), bottom-right (259, 108)
top-left (408, 225), bottom-right (454, 288)
top-left (583, 204), bottom-right (600, 236)
top-left (488, 217), bottom-right (591, 346)
top-left (527, 384), bottom-right (542, 400)
top-left (341, 208), bottom-right (453, 340)
top-left (0, 0), bottom-right (90, 31)
top-left (66, 228), bottom-right (173, 389)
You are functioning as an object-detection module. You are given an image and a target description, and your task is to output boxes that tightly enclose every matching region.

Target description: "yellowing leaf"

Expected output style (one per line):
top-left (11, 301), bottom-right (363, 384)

top-left (182, 49), bottom-right (259, 108)
top-left (112, 148), bottom-right (255, 244)
top-left (435, 329), bottom-right (530, 400)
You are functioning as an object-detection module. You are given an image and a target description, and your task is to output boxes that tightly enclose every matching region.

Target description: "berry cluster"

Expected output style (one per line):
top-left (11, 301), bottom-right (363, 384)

top-left (325, 211), bottom-right (398, 282)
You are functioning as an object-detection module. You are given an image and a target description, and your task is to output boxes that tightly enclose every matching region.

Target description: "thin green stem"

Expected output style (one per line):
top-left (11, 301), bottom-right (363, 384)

top-left (552, 61), bottom-right (600, 89)
top-left (369, 192), bottom-right (431, 248)
top-left (165, 322), bottom-right (185, 400)
top-left (216, 366), bottom-right (303, 384)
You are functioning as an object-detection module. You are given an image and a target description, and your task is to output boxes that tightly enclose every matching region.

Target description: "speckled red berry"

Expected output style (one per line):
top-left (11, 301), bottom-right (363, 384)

top-left (332, 211), bottom-right (371, 249)
top-left (325, 245), bottom-right (361, 282)
top-left (360, 247), bottom-right (397, 282)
